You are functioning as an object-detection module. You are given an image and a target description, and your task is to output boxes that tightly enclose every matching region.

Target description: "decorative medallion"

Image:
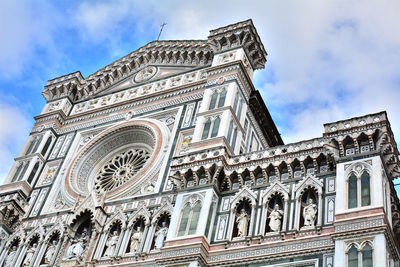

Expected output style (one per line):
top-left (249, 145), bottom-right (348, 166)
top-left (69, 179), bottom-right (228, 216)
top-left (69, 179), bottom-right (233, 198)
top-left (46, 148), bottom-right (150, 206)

top-left (95, 148), bottom-right (151, 193)
top-left (134, 66), bottom-right (157, 83)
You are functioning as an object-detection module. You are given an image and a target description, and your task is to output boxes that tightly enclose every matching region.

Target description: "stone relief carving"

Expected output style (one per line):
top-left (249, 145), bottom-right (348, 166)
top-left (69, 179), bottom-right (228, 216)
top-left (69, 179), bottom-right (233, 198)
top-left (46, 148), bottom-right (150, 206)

top-left (154, 222), bottom-right (168, 250)
top-left (134, 66), bottom-right (157, 83)
top-left (104, 231), bottom-right (119, 257)
top-left (303, 199), bottom-right (317, 228)
top-left (64, 229), bottom-right (89, 260)
top-left (268, 204), bottom-right (283, 233)
top-left (236, 209), bottom-right (249, 237)
top-left (130, 227), bottom-right (143, 253)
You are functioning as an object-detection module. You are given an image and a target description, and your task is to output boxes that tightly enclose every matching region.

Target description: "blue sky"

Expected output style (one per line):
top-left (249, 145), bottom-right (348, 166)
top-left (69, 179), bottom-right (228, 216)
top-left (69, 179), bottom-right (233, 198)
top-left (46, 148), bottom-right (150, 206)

top-left (0, 0), bottom-right (400, 195)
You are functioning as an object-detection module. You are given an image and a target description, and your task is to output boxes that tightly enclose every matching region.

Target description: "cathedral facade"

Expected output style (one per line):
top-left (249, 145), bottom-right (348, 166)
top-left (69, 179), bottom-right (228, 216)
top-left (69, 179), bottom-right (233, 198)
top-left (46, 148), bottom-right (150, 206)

top-left (0, 20), bottom-right (399, 267)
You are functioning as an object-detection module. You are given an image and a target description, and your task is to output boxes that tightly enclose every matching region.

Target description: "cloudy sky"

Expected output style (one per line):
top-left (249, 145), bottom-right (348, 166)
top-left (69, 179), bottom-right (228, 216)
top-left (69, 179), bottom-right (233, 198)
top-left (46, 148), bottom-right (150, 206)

top-left (0, 0), bottom-right (399, 194)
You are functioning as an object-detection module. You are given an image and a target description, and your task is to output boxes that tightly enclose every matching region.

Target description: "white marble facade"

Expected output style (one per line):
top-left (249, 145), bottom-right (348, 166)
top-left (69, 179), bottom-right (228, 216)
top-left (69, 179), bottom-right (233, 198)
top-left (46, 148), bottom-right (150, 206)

top-left (0, 20), bottom-right (399, 267)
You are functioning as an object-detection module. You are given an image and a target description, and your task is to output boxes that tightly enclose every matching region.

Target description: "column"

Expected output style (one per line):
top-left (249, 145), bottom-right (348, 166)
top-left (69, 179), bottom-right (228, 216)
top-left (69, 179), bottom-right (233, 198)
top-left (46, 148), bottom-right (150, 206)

top-left (282, 199), bottom-right (288, 232)
top-left (139, 224), bottom-right (149, 253)
top-left (32, 240), bottom-right (46, 267)
top-left (143, 224), bottom-right (155, 253)
top-left (317, 194), bottom-right (323, 226)
top-left (248, 204), bottom-right (256, 236)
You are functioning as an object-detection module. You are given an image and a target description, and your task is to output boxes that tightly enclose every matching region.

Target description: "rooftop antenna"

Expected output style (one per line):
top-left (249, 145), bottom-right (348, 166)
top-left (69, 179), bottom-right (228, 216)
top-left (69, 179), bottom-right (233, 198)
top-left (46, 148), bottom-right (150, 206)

top-left (157, 22), bottom-right (167, 41)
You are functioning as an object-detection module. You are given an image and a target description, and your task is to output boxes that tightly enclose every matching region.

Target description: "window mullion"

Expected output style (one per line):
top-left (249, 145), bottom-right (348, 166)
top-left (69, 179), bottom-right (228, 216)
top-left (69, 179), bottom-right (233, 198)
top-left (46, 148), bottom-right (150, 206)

top-left (186, 208), bottom-right (193, 235)
top-left (357, 177), bottom-right (361, 207)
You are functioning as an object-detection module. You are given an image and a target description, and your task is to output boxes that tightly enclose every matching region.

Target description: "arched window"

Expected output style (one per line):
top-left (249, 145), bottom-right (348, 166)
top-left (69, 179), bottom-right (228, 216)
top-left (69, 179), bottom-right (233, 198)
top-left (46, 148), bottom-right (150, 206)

top-left (27, 162), bottom-right (40, 184)
top-left (362, 243), bottom-right (373, 267)
top-left (209, 91), bottom-right (218, 110)
top-left (348, 245), bottom-right (358, 267)
top-left (361, 172), bottom-right (371, 206)
top-left (177, 202), bottom-right (201, 236)
top-left (348, 174), bottom-right (358, 209)
top-left (201, 119), bottom-right (212, 140)
top-left (348, 170), bottom-right (371, 209)
top-left (41, 137), bottom-right (52, 156)
top-left (218, 89), bottom-right (226, 108)
top-left (210, 117), bottom-right (220, 138)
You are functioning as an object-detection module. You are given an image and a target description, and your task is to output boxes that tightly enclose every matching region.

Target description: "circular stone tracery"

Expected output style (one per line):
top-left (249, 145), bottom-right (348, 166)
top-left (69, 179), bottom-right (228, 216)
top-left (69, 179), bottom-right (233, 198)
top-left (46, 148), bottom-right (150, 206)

top-left (95, 148), bottom-right (151, 193)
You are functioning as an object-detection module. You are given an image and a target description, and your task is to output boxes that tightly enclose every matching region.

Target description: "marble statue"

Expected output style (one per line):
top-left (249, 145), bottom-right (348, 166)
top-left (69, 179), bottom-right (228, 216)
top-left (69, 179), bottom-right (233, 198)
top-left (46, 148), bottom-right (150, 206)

top-left (65, 229), bottom-right (88, 259)
top-left (268, 204), bottom-right (284, 232)
top-left (23, 243), bottom-right (37, 266)
top-left (4, 246), bottom-right (17, 267)
top-left (303, 199), bottom-right (317, 227)
top-left (44, 240), bottom-right (58, 264)
top-left (130, 227), bottom-right (143, 253)
top-left (104, 231), bottom-right (119, 257)
top-left (154, 222), bottom-right (168, 250)
top-left (236, 209), bottom-right (249, 237)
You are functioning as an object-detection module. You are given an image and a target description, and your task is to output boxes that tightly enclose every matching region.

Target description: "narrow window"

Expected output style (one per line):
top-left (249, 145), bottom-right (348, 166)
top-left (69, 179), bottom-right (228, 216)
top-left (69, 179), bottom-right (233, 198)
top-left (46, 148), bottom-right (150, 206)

top-left (32, 135), bottom-right (43, 153)
top-left (177, 202), bottom-right (202, 236)
top-left (348, 174), bottom-right (358, 209)
top-left (348, 246), bottom-right (358, 267)
top-left (361, 172), bottom-right (371, 206)
top-left (40, 137), bottom-right (52, 156)
top-left (210, 117), bottom-right (220, 138)
top-left (201, 119), bottom-right (212, 140)
top-left (233, 93), bottom-right (239, 113)
top-left (18, 161), bottom-right (30, 181)
top-left (209, 91), bottom-right (218, 110)
top-left (27, 162), bottom-right (39, 184)
top-left (362, 244), bottom-right (373, 267)
top-left (26, 139), bottom-right (36, 155)
top-left (188, 203), bottom-right (201, 235)
top-left (237, 101), bottom-right (243, 120)
top-left (243, 119), bottom-right (248, 141)
top-left (218, 90), bottom-right (226, 108)
top-left (11, 164), bottom-right (23, 182)
top-left (231, 128), bottom-right (238, 150)
top-left (227, 120), bottom-right (233, 143)
top-left (177, 205), bottom-right (191, 236)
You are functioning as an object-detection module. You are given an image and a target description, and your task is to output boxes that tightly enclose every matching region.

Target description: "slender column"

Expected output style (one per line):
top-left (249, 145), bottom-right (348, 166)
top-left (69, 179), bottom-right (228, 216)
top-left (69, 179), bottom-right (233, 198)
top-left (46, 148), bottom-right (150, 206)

top-left (94, 232), bottom-right (106, 259)
top-left (14, 245), bottom-right (25, 267)
top-left (317, 194), bottom-right (323, 226)
top-left (36, 131), bottom-right (51, 155)
top-left (282, 199), bottom-right (289, 232)
top-left (50, 239), bottom-right (63, 266)
top-left (259, 204), bottom-right (266, 235)
top-left (294, 199), bottom-right (300, 230)
top-left (32, 240), bottom-right (46, 267)
top-left (143, 224), bottom-right (155, 253)
top-left (249, 204), bottom-right (256, 236)
top-left (227, 209), bottom-right (235, 240)
top-left (139, 224), bottom-right (149, 253)
top-left (114, 227), bottom-right (126, 257)
top-left (21, 157), bottom-right (38, 181)
top-left (0, 247), bottom-right (8, 266)
top-left (118, 228), bottom-right (131, 256)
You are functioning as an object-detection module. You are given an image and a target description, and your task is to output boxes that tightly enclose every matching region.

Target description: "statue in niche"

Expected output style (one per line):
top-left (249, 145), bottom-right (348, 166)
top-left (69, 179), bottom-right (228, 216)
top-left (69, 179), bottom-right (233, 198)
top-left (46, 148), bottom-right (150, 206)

top-left (4, 246), bottom-right (17, 267)
top-left (23, 243), bottom-right (37, 266)
top-left (236, 209), bottom-right (249, 237)
top-left (104, 231), bottom-right (119, 257)
top-left (268, 204), bottom-right (284, 232)
top-left (303, 198), bottom-right (318, 227)
top-left (65, 229), bottom-right (88, 259)
top-left (154, 222), bottom-right (168, 250)
top-left (130, 226), bottom-right (143, 253)
top-left (44, 240), bottom-right (58, 264)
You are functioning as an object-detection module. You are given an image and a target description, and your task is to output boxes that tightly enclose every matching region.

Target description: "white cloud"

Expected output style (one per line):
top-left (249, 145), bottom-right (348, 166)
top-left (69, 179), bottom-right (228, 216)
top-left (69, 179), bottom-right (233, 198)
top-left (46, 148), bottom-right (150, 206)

top-left (70, 0), bottom-right (400, 143)
top-left (0, 102), bottom-right (31, 184)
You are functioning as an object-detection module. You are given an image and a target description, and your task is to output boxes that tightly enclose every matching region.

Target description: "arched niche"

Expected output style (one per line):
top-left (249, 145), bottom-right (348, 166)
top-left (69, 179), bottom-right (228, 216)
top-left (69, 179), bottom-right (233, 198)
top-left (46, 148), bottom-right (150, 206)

top-left (294, 176), bottom-right (323, 230)
top-left (260, 181), bottom-right (290, 235)
top-left (227, 187), bottom-right (257, 240)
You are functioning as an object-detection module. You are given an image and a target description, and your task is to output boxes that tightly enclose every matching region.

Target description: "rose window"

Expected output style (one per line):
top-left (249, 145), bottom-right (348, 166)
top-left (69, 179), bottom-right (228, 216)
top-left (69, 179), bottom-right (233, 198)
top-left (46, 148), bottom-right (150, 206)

top-left (95, 148), bottom-right (151, 193)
